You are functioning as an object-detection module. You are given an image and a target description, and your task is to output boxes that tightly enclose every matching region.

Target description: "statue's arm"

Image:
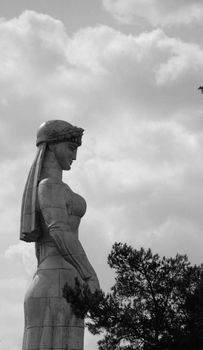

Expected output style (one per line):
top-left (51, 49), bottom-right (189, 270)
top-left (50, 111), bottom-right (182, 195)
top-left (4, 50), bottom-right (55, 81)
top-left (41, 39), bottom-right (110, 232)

top-left (38, 178), bottom-right (100, 289)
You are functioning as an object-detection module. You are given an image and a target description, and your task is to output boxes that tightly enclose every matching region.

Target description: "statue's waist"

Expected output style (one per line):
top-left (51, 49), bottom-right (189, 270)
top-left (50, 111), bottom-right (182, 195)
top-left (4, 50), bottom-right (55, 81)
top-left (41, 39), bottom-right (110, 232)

top-left (36, 240), bottom-right (61, 264)
top-left (36, 230), bottom-right (79, 268)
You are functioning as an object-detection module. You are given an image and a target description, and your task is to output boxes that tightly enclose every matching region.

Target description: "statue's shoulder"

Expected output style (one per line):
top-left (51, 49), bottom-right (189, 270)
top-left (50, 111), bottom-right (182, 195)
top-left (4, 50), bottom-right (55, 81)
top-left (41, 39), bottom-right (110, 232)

top-left (38, 178), bottom-right (65, 195)
top-left (38, 178), bottom-right (66, 206)
top-left (39, 177), bottom-right (64, 186)
top-left (62, 182), bottom-right (72, 191)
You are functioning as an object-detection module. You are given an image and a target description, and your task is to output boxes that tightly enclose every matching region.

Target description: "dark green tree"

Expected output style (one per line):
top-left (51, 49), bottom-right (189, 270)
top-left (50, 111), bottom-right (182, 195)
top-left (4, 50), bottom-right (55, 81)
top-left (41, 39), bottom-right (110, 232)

top-left (63, 243), bottom-right (203, 350)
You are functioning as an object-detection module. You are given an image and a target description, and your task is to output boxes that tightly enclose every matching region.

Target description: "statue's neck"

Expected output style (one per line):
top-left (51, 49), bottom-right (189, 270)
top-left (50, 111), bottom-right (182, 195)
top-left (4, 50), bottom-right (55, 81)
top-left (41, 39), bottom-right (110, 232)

top-left (40, 148), bottom-right (62, 182)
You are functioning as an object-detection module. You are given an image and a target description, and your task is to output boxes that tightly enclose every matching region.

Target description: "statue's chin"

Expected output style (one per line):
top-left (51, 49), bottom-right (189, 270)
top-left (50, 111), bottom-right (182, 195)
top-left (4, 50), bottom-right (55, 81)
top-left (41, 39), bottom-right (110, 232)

top-left (60, 160), bottom-right (71, 171)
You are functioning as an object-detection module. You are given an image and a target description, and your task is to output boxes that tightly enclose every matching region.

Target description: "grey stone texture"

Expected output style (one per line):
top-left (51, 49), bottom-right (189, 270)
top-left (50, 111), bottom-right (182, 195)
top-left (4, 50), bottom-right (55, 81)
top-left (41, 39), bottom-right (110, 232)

top-left (21, 121), bottom-right (100, 350)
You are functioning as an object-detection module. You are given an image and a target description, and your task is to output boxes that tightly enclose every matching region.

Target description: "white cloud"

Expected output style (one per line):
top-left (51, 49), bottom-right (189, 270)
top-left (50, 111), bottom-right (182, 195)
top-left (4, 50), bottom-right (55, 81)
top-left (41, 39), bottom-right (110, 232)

top-left (0, 278), bottom-right (26, 350)
top-left (1, 9), bottom-right (203, 350)
top-left (102, 0), bottom-right (203, 27)
top-left (0, 11), bottom-right (202, 154)
top-left (156, 36), bottom-right (203, 85)
top-left (5, 241), bottom-right (36, 276)
top-left (84, 330), bottom-right (101, 350)
top-left (1, 9), bottom-right (203, 262)
top-left (0, 8), bottom-right (203, 268)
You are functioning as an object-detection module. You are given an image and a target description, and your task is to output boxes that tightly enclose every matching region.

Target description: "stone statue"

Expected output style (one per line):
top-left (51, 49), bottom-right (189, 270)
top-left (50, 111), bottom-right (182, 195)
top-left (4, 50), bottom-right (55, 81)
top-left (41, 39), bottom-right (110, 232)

top-left (20, 120), bottom-right (100, 350)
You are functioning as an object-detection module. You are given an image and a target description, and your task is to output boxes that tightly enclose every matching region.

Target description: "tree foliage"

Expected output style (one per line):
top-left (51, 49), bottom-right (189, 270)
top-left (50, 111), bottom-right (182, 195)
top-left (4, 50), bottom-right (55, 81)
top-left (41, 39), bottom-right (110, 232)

top-left (63, 243), bottom-right (203, 350)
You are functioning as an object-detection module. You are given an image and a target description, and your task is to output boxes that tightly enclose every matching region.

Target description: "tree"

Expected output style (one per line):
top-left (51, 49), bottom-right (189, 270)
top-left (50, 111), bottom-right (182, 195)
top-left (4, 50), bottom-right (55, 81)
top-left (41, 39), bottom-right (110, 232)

top-left (198, 86), bottom-right (203, 94)
top-left (63, 243), bottom-right (203, 350)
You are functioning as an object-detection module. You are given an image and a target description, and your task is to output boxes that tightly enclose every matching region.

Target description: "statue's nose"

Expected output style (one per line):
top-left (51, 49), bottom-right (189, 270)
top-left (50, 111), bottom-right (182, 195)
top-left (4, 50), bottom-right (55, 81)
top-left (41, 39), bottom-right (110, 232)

top-left (72, 149), bottom-right (77, 160)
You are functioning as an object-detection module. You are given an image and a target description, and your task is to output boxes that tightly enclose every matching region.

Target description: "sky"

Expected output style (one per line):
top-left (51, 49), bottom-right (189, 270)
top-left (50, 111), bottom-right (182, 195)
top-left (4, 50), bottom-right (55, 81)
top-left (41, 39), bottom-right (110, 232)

top-left (0, 0), bottom-right (203, 349)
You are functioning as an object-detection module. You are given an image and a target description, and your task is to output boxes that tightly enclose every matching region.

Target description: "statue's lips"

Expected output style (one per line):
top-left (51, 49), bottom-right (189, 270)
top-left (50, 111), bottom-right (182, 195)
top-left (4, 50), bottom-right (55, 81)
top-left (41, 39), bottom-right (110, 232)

top-left (68, 160), bottom-right (73, 168)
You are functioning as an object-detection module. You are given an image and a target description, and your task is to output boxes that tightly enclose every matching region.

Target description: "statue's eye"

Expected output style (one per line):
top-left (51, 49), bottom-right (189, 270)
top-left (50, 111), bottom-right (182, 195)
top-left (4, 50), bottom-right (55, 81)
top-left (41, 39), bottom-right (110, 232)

top-left (70, 136), bottom-right (77, 142)
top-left (69, 143), bottom-right (77, 151)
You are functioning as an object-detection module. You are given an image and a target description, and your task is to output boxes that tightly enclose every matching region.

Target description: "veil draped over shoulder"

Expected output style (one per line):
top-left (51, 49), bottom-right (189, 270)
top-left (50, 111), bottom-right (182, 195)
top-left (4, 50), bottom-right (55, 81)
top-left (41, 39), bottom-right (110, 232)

top-left (20, 144), bottom-right (46, 242)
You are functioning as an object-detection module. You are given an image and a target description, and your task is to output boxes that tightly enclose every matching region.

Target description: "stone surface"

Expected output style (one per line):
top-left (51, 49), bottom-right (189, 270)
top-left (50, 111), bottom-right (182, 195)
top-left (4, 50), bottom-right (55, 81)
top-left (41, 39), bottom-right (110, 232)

top-left (21, 120), bottom-right (100, 350)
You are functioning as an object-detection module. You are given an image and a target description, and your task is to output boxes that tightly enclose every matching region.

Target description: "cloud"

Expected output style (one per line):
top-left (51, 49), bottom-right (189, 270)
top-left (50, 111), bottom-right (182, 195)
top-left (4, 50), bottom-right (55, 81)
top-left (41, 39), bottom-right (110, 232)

top-left (0, 10), bottom-right (203, 158)
top-left (5, 241), bottom-right (36, 276)
top-left (1, 9), bottom-right (203, 264)
top-left (0, 277), bottom-right (26, 350)
top-left (84, 330), bottom-right (101, 350)
top-left (1, 9), bottom-right (203, 350)
top-left (102, 0), bottom-right (203, 27)
top-left (0, 10), bottom-right (70, 155)
top-left (1, 9), bottom-right (203, 266)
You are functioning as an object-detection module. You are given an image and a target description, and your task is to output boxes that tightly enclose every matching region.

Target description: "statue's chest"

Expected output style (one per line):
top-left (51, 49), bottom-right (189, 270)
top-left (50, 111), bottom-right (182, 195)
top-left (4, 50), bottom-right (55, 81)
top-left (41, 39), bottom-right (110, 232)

top-left (64, 185), bottom-right (87, 218)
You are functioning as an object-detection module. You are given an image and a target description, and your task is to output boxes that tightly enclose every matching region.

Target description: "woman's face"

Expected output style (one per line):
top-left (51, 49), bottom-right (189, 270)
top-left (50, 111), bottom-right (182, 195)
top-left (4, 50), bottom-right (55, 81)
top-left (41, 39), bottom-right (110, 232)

top-left (51, 141), bottom-right (78, 170)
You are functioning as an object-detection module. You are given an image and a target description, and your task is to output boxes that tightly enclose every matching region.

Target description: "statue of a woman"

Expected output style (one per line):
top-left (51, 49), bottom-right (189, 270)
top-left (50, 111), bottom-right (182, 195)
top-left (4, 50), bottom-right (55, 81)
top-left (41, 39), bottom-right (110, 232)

top-left (20, 120), bottom-right (100, 350)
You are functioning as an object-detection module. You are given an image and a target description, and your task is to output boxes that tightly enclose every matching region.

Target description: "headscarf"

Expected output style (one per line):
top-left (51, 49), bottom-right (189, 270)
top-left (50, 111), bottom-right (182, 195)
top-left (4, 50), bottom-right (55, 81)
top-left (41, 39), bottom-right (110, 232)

top-left (20, 144), bottom-right (46, 242)
top-left (20, 120), bottom-right (84, 242)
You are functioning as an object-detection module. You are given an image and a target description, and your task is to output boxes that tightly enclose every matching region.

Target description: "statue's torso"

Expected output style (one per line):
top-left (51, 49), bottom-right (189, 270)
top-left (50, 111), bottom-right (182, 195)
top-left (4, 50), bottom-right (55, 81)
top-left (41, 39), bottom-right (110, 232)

top-left (36, 182), bottom-right (87, 270)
